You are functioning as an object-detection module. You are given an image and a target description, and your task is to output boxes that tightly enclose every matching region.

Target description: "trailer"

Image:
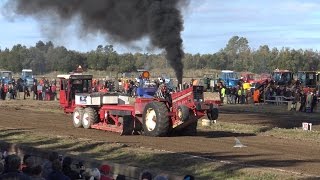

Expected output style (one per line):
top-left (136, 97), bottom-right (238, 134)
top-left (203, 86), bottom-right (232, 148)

top-left (58, 73), bottom-right (219, 136)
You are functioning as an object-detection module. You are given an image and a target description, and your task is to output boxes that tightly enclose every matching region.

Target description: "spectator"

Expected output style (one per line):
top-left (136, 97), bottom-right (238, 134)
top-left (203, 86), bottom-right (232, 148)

top-left (0, 153), bottom-right (4, 174)
top-left (29, 164), bottom-right (45, 180)
top-left (140, 170), bottom-right (152, 180)
top-left (311, 92), bottom-right (318, 112)
top-left (0, 161), bottom-right (4, 175)
top-left (31, 82), bottom-right (37, 100)
top-left (116, 174), bottom-right (126, 180)
top-left (88, 168), bottom-right (101, 180)
top-left (21, 154), bottom-right (32, 175)
top-left (23, 84), bottom-right (30, 100)
top-left (47, 159), bottom-right (70, 180)
top-left (100, 164), bottom-right (113, 180)
top-left (153, 175), bottom-right (168, 180)
top-left (0, 154), bottom-right (31, 180)
top-left (42, 84), bottom-right (47, 101)
top-left (41, 151), bottom-right (59, 179)
top-left (62, 156), bottom-right (82, 180)
top-left (183, 175), bottom-right (195, 180)
top-left (51, 84), bottom-right (57, 101)
top-left (37, 84), bottom-right (42, 100)
top-left (25, 156), bottom-right (45, 180)
top-left (219, 85), bottom-right (226, 104)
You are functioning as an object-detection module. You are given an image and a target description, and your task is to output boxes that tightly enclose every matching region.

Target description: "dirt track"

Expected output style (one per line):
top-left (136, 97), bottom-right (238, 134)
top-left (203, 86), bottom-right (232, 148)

top-left (1, 100), bottom-right (320, 177)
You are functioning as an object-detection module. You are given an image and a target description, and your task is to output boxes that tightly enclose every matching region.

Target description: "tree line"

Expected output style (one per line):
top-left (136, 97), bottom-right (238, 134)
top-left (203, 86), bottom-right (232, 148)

top-left (0, 36), bottom-right (320, 75)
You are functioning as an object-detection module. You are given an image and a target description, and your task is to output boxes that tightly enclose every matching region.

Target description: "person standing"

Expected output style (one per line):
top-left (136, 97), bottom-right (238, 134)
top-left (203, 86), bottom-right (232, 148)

top-left (31, 82), bottom-right (37, 100)
top-left (220, 86), bottom-right (226, 104)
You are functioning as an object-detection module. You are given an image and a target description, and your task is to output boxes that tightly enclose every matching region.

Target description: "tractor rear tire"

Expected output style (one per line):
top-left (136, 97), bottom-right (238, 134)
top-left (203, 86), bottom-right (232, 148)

top-left (82, 107), bottom-right (98, 129)
top-left (142, 102), bottom-right (169, 137)
top-left (72, 107), bottom-right (84, 128)
top-left (207, 104), bottom-right (219, 120)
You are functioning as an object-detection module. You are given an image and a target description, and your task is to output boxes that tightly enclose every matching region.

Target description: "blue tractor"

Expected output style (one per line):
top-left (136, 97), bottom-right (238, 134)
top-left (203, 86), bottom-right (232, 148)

top-left (21, 69), bottom-right (35, 88)
top-left (0, 70), bottom-right (13, 85)
top-left (133, 71), bottom-right (158, 98)
top-left (219, 70), bottom-right (240, 88)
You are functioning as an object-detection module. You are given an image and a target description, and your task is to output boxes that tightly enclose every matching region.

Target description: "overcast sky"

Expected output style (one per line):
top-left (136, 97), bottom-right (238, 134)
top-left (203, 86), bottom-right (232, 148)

top-left (1, 0), bottom-right (320, 54)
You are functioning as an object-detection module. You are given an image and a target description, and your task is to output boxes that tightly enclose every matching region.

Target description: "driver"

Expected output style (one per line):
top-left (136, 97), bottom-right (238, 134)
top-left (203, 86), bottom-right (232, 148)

top-left (155, 79), bottom-right (172, 105)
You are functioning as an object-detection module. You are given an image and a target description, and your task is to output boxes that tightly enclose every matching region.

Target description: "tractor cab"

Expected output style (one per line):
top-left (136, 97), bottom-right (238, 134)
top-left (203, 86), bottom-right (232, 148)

top-left (297, 71), bottom-right (320, 93)
top-left (240, 72), bottom-right (255, 84)
top-left (0, 70), bottom-right (13, 85)
top-left (272, 69), bottom-right (293, 85)
top-left (219, 70), bottom-right (239, 88)
top-left (134, 71), bottom-right (158, 98)
top-left (57, 73), bottom-right (93, 113)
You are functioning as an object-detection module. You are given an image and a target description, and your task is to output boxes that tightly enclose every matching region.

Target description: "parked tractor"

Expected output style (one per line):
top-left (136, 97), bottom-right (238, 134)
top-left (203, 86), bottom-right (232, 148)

top-left (218, 70), bottom-right (239, 88)
top-left (21, 69), bottom-right (35, 88)
top-left (0, 70), bottom-right (13, 85)
top-left (296, 71), bottom-right (320, 93)
top-left (58, 73), bottom-right (219, 137)
top-left (200, 73), bottom-right (219, 92)
top-left (271, 69), bottom-right (293, 85)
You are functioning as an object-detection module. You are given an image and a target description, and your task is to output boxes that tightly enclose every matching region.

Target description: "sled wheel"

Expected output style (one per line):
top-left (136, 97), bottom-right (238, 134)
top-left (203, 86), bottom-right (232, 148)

top-left (72, 107), bottom-right (84, 128)
top-left (82, 107), bottom-right (98, 129)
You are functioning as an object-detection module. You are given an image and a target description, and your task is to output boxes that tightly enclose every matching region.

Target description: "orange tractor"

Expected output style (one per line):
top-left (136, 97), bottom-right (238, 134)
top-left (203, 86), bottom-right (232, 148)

top-left (57, 72), bottom-right (219, 136)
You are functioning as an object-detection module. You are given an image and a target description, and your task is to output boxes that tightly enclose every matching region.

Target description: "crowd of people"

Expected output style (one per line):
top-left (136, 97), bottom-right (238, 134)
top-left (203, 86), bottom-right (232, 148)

top-left (0, 77), bottom-right (57, 101)
top-left (217, 79), bottom-right (319, 113)
top-left (0, 151), bottom-right (195, 180)
top-left (92, 77), bottom-right (174, 98)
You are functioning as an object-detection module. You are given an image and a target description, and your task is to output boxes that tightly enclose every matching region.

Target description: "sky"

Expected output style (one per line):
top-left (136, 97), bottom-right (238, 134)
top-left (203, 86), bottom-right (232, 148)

top-left (1, 0), bottom-right (320, 54)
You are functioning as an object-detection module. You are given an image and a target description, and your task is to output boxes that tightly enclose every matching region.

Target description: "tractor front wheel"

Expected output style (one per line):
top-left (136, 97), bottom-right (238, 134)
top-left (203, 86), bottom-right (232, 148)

top-left (72, 107), bottom-right (84, 128)
top-left (207, 104), bottom-right (219, 120)
top-left (82, 107), bottom-right (98, 129)
top-left (142, 102), bottom-right (169, 137)
top-left (183, 121), bottom-right (198, 136)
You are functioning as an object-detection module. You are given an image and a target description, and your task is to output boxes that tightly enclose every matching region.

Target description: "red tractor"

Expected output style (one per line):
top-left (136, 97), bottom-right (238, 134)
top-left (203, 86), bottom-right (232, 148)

top-left (240, 72), bottom-right (255, 84)
top-left (271, 69), bottom-right (293, 86)
top-left (58, 73), bottom-right (219, 136)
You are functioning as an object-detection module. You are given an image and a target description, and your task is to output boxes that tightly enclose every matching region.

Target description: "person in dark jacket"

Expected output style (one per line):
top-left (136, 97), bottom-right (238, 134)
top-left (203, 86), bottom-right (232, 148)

top-left (41, 151), bottom-right (59, 179)
top-left (62, 156), bottom-right (82, 180)
top-left (48, 159), bottom-right (70, 180)
top-left (0, 154), bottom-right (31, 180)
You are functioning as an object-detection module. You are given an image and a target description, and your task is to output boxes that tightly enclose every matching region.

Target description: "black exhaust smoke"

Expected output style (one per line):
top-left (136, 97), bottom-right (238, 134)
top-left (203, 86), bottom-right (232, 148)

top-left (4, 0), bottom-right (186, 84)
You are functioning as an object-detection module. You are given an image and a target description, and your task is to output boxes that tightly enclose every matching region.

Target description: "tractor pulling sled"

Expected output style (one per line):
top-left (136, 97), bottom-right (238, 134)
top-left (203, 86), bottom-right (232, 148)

top-left (57, 73), bottom-right (219, 137)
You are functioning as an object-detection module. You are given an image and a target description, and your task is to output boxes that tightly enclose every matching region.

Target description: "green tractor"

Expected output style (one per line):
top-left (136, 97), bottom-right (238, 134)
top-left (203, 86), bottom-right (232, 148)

top-left (200, 74), bottom-right (219, 92)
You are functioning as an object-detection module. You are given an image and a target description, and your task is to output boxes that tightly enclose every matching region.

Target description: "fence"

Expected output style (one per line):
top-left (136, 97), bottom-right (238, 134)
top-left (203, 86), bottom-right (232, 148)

top-left (264, 96), bottom-right (294, 105)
